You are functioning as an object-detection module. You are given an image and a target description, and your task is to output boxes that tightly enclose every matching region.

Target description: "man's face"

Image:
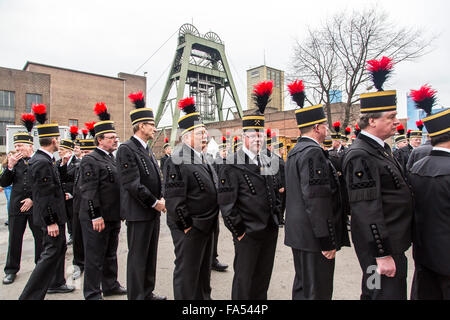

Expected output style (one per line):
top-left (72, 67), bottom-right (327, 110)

top-left (186, 127), bottom-right (207, 152)
top-left (332, 140), bottom-right (341, 149)
top-left (219, 148), bottom-right (227, 159)
top-left (52, 137), bottom-right (61, 152)
top-left (371, 111), bottom-right (399, 140)
top-left (410, 137), bottom-right (422, 148)
top-left (243, 130), bottom-right (264, 154)
top-left (74, 145), bottom-right (82, 157)
top-left (397, 140), bottom-right (408, 149)
top-left (316, 122), bottom-right (329, 143)
top-left (140, 121), bottom-right (156, 140)
top-left (14, 143), bottom-right (31, 156)
top-left (58, 147), bottom-right (68, 159)
top-left (99, 133), bottom-right (119, 153)
top-left (81, 150), bottom-right (93, 157)
top-left (165, 146), bottom-right (172, 155)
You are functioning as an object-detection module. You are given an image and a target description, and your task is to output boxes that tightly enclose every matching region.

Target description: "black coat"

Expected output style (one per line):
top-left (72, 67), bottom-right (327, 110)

top-left (78, 148), bottom-right (120, 222)
top-left (116, 137), bottom-right (162, 222)
top-left (409, 150), bottom-right (450, 276)
top-left (160, 154), bottom-right (170, 177)
top-left (56, 156), bottom-right (80, 196)
top-left (393, 144), bottom-right (413, 173)
top-left (29, 150), bottom-right (67, 227)
top-left (342, 134), bottom-right (413, 258)
top-left (164, 143), bottom-right (219, 233)
top-left (406, 140), bottom-right (432, 172)
top-left (0, 158), bottom-right (33, 216)
top-left (217, 148), bottom-right (281, 239)
top-left (284, 138), bottom-right (350, 252)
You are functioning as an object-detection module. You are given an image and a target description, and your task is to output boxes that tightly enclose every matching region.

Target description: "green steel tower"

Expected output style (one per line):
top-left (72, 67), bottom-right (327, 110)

top-left (154, 24), bottom-right (243, 145)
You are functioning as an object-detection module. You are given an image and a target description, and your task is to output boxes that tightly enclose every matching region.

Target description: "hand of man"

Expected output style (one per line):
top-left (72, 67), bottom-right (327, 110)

top-left (92, 217), bottom-right (105, 232)
top-left (47, 224), bottom-right (59, 237)
top-left (322, 250), bottom-right (337, 260)
top-left (8, 152), bottom-right (23, 169)
top-left (62, 152), bottom-right (71, 165)
top-left (238, 233), bottom-right (246, 241)
top-left (20, 198), bottom-right (33, 212)
top-left (376, 256), bottom-right (396, 278)
top-left (154, 200), bottom-right (166, 212)
top-left (279, 187), bottom-right (285, 193)
top-left (184, 226), bottom-right (192, 234)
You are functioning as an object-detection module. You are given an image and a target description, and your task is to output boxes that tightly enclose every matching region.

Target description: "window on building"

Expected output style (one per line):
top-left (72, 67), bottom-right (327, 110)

top-left (26, 93), bottom-right (42, 113)
top-left (69, 119), bottom-right (78, 128)
top-left (251, 70), bottom-right (260, 78)
top-left (275, 72), bottom-right (280, 88)
top-left (0, 90), bottom-right (15, 145)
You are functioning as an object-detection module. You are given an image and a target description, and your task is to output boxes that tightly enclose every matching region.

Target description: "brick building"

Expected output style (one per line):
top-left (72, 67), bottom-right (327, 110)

top-left (247, 65), bottom-right (285, 112)
top-left (0, 62), bottom-right (146, 152)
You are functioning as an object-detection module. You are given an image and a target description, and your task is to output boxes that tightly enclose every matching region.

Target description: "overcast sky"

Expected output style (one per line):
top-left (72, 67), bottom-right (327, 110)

top-left (1, 0), bottom-right (448, 124)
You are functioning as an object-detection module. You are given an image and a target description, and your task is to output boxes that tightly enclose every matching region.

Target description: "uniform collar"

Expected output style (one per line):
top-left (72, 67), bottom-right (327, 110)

top-left (39, 148), bottom-right (54, 160)
top-left (433, 147), bottom-right (450, 154)
top-left (360, 130), bottom-right (385, 148)
top-left (133, 135), bottom-right (148, 150)
top-left (301, 135), bottom-right (321, 146)
top-left (242, 145), bottom-right (259, 163)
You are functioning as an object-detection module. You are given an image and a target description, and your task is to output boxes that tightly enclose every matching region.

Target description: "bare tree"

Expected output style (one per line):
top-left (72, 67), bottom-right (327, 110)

top-left (290, 7), bottom-right (436, 128)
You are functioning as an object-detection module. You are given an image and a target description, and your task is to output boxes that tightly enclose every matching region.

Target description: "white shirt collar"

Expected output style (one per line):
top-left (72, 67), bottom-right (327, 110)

top-left (96, 147), bottom-right (110, 156)
top-left (39, 148), bottom-right (54, 160)
top-left (67, 154), bottom-right (74, 166)
top-left (433, 147), bottom-right (450, 154)
top-left (360, 130), bottom-right (385, 148)
top-left (133, 135), bottom-right (148, 150)
top-left (301, 135), bottom-right (321, 146)
top-left (242, 145), bottom-right (259, 165)
top-left (185, 143), bottom-right (203, 159)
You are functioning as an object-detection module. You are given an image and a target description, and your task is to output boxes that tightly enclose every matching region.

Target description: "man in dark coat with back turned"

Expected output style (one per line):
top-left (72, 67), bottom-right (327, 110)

top-left (408, 85), bottom-right (450, 300)
top-left (284, 80), bottom-right (350, 300)
top-left (116, 92), bottom-right (166, 300)
top-left (19, 104), bottom-right (74, 299)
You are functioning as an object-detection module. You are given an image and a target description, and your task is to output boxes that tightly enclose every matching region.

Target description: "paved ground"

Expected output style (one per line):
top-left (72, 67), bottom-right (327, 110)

top-left (0, 195), bottom-right (415, 300)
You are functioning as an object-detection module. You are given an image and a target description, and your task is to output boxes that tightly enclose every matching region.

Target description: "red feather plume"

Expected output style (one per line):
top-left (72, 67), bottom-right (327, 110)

top-left (82, 129), bottom-right (88, 134)
top-left (252, 81), bottom-right (273, 114)
top-left (178, 97), bottom-right (195, 110)
top-left (416, 120), bottom-right (424, 131)
top-left (397, 124), bottom-right (405, 135)
top-left (70, 126), bottom-right (79, 135)
top-left (410, 84), bottom-right (437, 116)
top-left (164, 137), bottom-right (169, 144)
top-left (287, 80), bottom-right (305, 95)
top-left (94, 102), bottom-right (107, 115)
top-left (266, 128), bottom-right (271, 138)
top-left (222, 136), bottom-right (226, 143)
top-left (84, 122), bottom-right (95, 130)
top-left (32, 103), bottom-right (46, 115)
top-left (128, 91), bottom-right (144, 103)
top-left (21, 113), bottom-right (36, 133)
top-left (366, 57), bottom-right (394, 72)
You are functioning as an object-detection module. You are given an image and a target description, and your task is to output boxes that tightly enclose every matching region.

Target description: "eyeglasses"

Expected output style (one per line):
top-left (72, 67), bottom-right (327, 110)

top-left (104, 135), bottom-right (119, 140)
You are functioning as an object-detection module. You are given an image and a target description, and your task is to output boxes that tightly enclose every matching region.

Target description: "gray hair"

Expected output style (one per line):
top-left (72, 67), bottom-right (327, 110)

top-left (358, 112), bottom-right (384, 130)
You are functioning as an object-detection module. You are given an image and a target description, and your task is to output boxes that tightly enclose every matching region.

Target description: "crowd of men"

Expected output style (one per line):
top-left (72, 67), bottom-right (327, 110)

top-left (1, 56), bottom-right (449, 300)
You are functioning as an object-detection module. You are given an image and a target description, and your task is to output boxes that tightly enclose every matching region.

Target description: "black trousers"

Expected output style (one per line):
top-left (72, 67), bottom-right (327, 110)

top-left (126, 217), bottom-right (160, 300)
top-left (65, 200), bottom-right (73, 236)
top-left (81, 219), bottom-right (121, 300)
top-left (212, 217), bottom-right (219, 260)
top-left (232, 226), bottom-right (278, 300)
top-left (19, 224), bottom-right (67, 300)
top-left (355, 250), bottom-right (408, 300)
top-left (411, 264), bottom-right (450, 300)
top-left (170, 225), bottom-right (214, 300)
top-left (291, 249), bottom-right (335, 300)
top-left (71, 210), bottom-right (84, 270)
top-left (4, 214), bottom-right (43, 275)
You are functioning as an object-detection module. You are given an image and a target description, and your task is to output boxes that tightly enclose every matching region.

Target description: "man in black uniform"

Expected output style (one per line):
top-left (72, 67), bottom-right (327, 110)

top-left (164, 97), bottom-right (219, 300)
top-left (160, 137), bottom-right (171, 175)
top-left (211, 136), bottom-right (229, 272)
top-left (342, 57), bottom-right (413, 300)
top-left (20, 104), bottom-right (74, 299)
top-left (218, 81), bottom-right (281, 300)
top-left (408, 85), bottom-right (450, 299)
top-left (392, 124), bottom-right (410, 172)
top-left (71, 133), bottom-right (96, 280)
top-left (1, 114), bottom-right (43, 285)
top-left (79, 103), bottom-right (126, 300)
top-left (268, 132), bottom-right (286, 226)
top-left (116, 92), bottom-right (166, 300)
top-left (284, 80), bottom-right (350, 300)
top-left (57, 126), bottom-right (80, 245)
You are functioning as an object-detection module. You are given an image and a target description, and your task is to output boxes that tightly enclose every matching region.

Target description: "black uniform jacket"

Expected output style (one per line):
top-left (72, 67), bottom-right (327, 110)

top-left (164, 143), bottom-right (219, 233)
top-left (217, 148), bottom-right (281, 239)
top-left (409, 150), bottom-right (450, 276)
top-left (116, 137), bottom-right (162, 222)
top-left (56, 156), bottom-right (80, 196)
top-left (342, 134), bottom-right (413, 258)
top-left (29, 150), bottom-right (67, 227)
top-left (0, 158), bottom-right (33, 216)
top-left (393, 144), bottom-right (413, 173)
top-left (284, 138), bottom-right (350, 252)
top-left (79, 148), bottom-right (120, 222)
top-left (406, 140), bottom-right (432, 172)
